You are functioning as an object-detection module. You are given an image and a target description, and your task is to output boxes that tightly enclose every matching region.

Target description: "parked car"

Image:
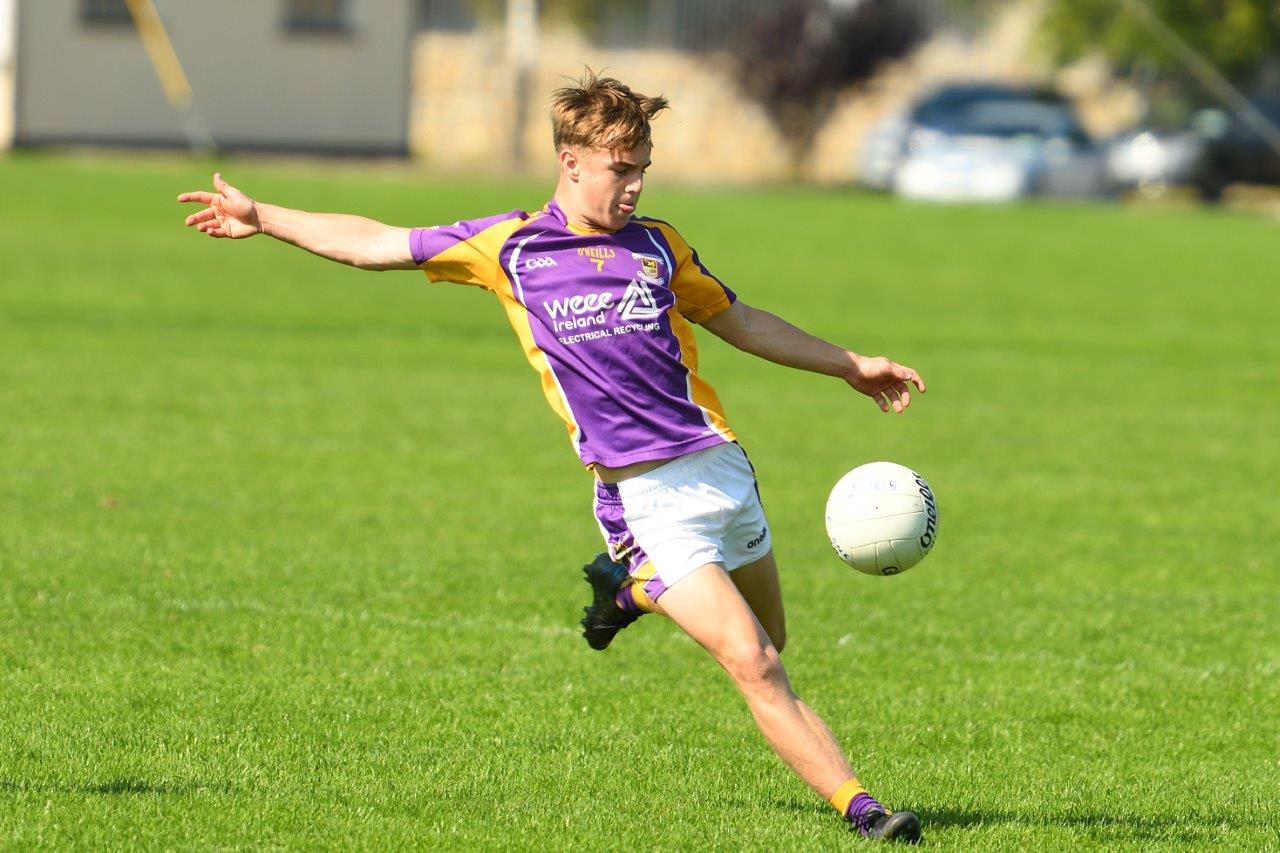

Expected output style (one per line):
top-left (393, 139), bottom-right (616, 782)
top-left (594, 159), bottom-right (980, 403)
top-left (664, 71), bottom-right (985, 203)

top-left (1196, 98), bottom-right (1280, 198)
top-left (1105, 126), bottom-right (1209, 197)
top-left (897, 89), bottom-right (1105, 202)
top-left (1105, 98), bottom-right (1280, 200)
top-left (859, 83), bottom-right (1028, 191)
top-left (860, 82), bottom-right (1106, 202)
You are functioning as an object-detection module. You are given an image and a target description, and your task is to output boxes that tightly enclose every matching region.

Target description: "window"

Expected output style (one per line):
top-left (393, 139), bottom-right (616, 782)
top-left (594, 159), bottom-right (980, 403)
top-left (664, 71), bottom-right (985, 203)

top-left (283, 0), bottom-right (356, 35)
top-left (80, 0), bottom-right (133, 27)
top-left (418, 0), bottom-right (478, 33)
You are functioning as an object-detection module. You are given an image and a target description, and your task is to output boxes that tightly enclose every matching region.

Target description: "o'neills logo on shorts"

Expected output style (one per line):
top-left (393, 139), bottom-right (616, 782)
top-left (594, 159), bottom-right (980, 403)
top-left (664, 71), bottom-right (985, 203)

top-left (747, 526), bottom-right (768, 549)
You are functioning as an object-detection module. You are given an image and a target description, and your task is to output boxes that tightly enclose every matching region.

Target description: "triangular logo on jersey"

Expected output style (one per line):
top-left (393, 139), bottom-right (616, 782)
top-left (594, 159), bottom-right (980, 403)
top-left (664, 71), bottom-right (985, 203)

top-left (617, 278), bottom-right (664, 321)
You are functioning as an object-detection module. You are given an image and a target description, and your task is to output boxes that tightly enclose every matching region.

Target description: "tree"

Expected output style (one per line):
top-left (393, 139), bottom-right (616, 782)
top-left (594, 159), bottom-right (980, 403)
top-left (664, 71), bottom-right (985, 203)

top-left (1041, 0), bottom-right (1280, 87)
top-left (730, 0), bottom-right (929, 176)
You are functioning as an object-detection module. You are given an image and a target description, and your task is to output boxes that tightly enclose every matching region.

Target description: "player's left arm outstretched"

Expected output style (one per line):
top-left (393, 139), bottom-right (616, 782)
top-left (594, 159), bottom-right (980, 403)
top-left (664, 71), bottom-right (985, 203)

top-left (701, 301), bottom-right (925, 413)
top-left (177, 172), bottom-right (417, 271)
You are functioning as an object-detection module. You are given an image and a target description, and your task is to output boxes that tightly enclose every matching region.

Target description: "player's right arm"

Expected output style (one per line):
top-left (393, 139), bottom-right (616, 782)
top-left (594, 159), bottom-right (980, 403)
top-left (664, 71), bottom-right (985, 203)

top-left (177, 173), bottom-right (416, 270)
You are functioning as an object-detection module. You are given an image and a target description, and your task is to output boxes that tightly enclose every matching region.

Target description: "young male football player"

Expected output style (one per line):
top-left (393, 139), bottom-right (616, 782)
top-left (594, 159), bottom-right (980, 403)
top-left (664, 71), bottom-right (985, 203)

top-left (178, 72), bottom-right (926, 843)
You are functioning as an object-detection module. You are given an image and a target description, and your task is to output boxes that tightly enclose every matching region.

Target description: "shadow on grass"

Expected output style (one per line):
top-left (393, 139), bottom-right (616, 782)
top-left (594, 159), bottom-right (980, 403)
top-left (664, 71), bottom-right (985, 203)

top-left (926, 806), bottom-right (1252, 828)
top-left (1, 778), bottom-right (235, 796)
top-left (768, 800), bottom-right (1264, 844)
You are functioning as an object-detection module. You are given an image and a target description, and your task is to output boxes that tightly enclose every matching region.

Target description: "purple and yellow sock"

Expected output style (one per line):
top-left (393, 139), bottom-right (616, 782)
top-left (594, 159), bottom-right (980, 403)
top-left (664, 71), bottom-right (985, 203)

top-left (830, 779), bottom-right (889, 835)
top-left (615, 585), bottom-right (641, 613)
top-left (613, 558), bottom-right (658, 614)
top-left (614, 583), bottom-right (655, 614)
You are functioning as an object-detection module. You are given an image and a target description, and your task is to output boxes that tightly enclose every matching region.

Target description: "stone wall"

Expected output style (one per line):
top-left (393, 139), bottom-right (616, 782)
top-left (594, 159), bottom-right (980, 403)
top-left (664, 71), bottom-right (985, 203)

top-left (409, 28), bottom-right (791, 183)
top-left (408, 1), bottom-right (1145, 185)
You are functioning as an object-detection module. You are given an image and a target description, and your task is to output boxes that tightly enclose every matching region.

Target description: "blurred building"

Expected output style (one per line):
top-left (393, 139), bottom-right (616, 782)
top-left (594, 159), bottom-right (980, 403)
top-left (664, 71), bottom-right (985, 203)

top-left (412, 0), bottom-right (1054, 183)
top-left (3, 0), bottom-right (1117, 185)
top-left (12, 0), bottom-right (415, 154)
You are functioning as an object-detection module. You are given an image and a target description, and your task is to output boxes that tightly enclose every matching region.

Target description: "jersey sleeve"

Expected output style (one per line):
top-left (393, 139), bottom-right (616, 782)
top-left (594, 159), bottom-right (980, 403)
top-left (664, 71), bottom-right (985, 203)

top-left (645, 221), bottom-right (737, 324)
top-left (409, 210), bottom-right (528, 291)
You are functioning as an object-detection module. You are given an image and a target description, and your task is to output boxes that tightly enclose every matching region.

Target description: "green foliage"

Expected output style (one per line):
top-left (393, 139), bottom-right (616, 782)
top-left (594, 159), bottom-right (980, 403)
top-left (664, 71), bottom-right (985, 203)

top-left (1, 154), bottom-right (1279, 847)
top-left (732, 0), bottom-right (927, 174)
top-left (1042, 0), bottom-right (1280, 84)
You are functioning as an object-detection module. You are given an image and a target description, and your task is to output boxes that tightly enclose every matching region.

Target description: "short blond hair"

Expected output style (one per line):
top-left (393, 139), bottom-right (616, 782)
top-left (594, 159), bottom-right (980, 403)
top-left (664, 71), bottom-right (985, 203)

top-left (550, 69), bottom-right (669, 151)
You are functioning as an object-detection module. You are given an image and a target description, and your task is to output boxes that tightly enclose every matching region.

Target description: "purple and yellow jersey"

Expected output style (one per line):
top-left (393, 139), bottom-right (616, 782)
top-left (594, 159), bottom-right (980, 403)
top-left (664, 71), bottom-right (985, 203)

top-left (409, 199), bottom-right (737, 468)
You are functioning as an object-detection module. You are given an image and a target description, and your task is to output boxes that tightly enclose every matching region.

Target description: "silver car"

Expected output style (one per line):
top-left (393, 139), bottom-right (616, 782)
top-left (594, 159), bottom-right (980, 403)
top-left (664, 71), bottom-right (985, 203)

top-left (894, 96), bottom-right (1105, 202)
top-left (860, 83), bottom-right (1106, 202)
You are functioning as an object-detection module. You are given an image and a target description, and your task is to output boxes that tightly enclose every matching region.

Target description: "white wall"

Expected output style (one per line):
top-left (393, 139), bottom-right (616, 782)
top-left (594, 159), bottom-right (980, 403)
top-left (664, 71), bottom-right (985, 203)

top-left (15, 0), bottom-right (415, 153)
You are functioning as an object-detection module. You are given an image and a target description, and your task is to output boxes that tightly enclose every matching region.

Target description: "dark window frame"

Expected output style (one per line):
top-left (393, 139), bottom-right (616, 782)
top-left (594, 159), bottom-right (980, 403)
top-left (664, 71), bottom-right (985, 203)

top-left (79, 0), bottom-right (133, 27)
top-left (417, 0), bottom-right (479, 33)
top-left (282, 0), bottom-right (358, 36)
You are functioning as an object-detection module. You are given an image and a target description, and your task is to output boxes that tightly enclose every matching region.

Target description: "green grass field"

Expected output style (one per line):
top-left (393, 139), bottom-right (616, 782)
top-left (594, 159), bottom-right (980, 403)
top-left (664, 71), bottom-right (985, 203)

top-left (2, 153), bottom-right (1278, 849)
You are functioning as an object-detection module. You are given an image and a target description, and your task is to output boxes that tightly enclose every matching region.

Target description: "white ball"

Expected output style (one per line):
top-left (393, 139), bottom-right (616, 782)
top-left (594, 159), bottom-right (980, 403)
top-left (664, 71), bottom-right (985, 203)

top-left (825, 461), bottom-right (939, 576)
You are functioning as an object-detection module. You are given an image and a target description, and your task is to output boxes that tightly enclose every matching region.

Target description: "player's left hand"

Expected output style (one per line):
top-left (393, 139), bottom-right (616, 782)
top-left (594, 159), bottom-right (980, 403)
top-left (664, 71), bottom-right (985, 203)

top-left (843, 353), bottom-right (926, 413)
top-left (177, 172), bottom-right (261, 239)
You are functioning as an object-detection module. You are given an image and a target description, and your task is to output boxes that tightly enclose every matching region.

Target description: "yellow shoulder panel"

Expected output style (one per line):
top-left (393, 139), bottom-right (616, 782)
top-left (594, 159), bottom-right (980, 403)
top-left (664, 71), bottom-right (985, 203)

top-left (637, 219), bottom-right (733, 324)
top-left (421, 214), bottom-right (541, 291)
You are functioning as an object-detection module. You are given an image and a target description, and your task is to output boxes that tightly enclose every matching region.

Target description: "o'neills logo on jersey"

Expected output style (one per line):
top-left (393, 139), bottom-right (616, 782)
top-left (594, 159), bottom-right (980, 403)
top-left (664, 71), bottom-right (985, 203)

top-left (576, 247), bottom-right (616, 259)
top-left (543, 291), bottom-right (614, 333)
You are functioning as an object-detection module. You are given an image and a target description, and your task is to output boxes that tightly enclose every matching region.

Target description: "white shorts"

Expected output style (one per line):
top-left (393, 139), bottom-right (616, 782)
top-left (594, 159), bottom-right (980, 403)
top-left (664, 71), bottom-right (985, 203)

top-left (592, 442), bottom-right (773, 602)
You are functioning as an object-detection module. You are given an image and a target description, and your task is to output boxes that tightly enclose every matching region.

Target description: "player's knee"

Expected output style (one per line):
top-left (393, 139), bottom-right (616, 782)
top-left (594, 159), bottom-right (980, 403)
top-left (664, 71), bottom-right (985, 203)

top-left (722, 640), bottom-right (785, 689)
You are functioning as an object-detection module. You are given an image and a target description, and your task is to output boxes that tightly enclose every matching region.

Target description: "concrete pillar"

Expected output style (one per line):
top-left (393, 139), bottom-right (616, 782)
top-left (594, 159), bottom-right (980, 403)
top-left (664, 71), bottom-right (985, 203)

top-left (0, 0), bottom-right (14, 149)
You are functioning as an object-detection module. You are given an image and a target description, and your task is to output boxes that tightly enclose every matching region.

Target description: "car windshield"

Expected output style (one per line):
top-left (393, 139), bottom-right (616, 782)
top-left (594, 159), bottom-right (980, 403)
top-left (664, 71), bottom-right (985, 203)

top-left (914, 87), bottom-right (1026, 129)
top-left (958, 102), bottom-right (1080, 139)
top-left (912, 86), bottom-right (1086, 141)
top-left (1235, 99), bottom-right (1280, 137)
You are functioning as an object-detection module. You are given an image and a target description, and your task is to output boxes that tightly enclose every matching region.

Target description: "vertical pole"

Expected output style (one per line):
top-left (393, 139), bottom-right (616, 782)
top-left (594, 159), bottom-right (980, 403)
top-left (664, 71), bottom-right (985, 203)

top-left (0, 0), bottom-right (14, 150)
top-left (123, 0), bottom-right (215, 154)
top-left (506, 0), bottom-right (538, 169)
top-left (1121, 0), bottom-right (1280, 158)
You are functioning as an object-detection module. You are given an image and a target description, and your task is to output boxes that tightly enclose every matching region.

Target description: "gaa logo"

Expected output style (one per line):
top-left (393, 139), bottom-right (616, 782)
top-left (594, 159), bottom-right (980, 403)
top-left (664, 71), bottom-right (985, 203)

top-left (524, 256), bottom-right (557, 270)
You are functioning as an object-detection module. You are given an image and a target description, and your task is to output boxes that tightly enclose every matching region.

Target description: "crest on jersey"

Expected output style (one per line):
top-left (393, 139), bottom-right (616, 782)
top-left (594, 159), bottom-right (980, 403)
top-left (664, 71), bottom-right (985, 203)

top-left (632, 252), bottom-right (665, 284)
top-left (617, 278), bottom-right (664, 321)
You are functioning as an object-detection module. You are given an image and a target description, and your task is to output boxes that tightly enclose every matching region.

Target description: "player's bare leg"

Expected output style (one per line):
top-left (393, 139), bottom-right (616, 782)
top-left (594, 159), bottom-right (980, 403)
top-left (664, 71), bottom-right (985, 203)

top-left (659, 562), bottom-right (851, 793)
top-left (583, 550), bottom-right (786, 651)
top-left (731, 551), bottom-right (859, 800)
top-left (657, 561), bottom-right (920, 842)
top-left (729, 550), bottom-right (786, 652)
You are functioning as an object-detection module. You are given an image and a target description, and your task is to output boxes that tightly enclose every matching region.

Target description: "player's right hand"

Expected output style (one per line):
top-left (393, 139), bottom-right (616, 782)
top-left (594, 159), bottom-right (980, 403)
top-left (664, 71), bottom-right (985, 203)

top-left (177, 173), bottom-right (261, 239)
top-left (843, 353), bottom-right (926, 414)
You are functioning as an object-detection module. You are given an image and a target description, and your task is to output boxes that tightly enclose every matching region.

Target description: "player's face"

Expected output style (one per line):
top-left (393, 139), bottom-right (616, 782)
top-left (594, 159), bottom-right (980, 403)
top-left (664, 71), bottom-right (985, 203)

top-left (565, 143), bottom-right (652, 231)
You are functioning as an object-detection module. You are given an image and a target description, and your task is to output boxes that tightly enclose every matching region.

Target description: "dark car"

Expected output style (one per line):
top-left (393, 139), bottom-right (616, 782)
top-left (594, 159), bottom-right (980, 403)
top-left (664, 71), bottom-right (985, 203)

top-left (1196, 98), bottom-right (1280, 198)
